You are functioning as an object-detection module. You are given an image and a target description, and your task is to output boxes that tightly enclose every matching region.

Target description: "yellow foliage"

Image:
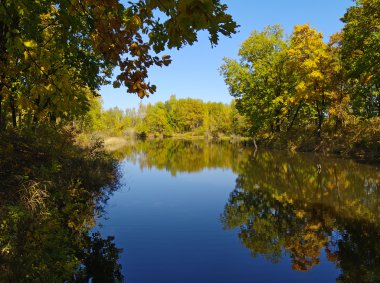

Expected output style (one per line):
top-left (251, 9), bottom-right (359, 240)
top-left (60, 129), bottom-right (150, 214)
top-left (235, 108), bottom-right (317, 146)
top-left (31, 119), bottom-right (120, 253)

top-left (23, 40), bottom-right (37, 48)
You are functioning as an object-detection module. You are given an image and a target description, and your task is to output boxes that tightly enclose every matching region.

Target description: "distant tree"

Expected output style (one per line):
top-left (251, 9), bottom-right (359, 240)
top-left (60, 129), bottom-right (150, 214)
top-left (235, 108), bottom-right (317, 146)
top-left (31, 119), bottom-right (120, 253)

top-left (139, 102), bottom-right (172, 136)
top-left (170, 98), bottom-right (206, 133)
top-left (206, 102), bottom-right (232, 136)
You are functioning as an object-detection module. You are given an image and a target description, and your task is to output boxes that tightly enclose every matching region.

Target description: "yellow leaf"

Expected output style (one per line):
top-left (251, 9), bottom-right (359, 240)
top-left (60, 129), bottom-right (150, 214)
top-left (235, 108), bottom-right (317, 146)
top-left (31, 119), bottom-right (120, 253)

top-left (24, 40), bottom-right (37, 48)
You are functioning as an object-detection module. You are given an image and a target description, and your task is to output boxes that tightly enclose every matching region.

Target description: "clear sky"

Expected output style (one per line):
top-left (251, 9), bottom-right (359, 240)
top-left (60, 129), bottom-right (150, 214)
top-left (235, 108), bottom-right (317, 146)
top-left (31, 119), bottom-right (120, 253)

top-left (100, 0), bottom-right (353, 110)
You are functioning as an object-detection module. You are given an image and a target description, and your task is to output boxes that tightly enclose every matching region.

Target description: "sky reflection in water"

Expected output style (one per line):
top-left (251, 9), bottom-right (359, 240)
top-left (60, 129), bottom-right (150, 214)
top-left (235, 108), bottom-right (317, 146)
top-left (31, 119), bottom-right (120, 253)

top-left (101, 140), bottom-right (380, 283)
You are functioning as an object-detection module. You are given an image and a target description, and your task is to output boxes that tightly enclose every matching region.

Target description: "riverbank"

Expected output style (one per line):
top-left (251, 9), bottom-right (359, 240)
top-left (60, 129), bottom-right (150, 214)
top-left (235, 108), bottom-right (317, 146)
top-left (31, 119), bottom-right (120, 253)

top-left (102, 133), bottom-right (253, 151)
top-left (102, 128), bottom-right (380, 163)
top-left (256, 119), bottom-right (380, 163)
top-left (0, 126), bottom-right (123, 282)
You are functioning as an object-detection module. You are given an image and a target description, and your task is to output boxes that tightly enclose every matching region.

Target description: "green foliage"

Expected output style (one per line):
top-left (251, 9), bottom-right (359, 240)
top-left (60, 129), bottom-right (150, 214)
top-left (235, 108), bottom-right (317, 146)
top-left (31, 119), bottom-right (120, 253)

top-left (82, 95), bottom-right (249, 139)
top-left (0, 127), bottom-right (123, 282)
top-left (221, 19), bottom-right (379, 156)
top-left (341, 0), bottom-right (380, 118)
top-left (142, 102), bottom-right (172, 136)
top-left (135, 96), bottom-right (249, 138)
top-left (221, 25), bottom-right (293, 135)
top-left (0, 0), bottom-right (238, 130)
top-left (221, 24), bottom-right (344, 137)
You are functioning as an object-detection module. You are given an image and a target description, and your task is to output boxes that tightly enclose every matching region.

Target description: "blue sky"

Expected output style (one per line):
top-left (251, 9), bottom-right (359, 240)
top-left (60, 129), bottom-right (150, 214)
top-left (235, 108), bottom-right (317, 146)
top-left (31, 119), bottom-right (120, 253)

top-left (100, 0), bottom-right (353, 110)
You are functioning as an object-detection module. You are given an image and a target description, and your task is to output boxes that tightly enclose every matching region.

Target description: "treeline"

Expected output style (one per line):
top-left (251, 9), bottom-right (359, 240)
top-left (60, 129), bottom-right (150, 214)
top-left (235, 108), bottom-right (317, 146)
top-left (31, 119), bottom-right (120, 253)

top-left (81, 96), bottom-right (250, 138)
top-left (221, 0), bottom-right (380, 157)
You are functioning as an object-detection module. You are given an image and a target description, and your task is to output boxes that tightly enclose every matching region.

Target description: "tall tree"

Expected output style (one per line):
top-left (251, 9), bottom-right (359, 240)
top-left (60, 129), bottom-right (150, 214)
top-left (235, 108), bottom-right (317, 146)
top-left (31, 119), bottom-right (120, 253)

top-left (220, 25), bottom-right (294, 135)
top-left (341, 0), bottom-right (380, 118)
top-left (288, 24), bottom-right (338, 136)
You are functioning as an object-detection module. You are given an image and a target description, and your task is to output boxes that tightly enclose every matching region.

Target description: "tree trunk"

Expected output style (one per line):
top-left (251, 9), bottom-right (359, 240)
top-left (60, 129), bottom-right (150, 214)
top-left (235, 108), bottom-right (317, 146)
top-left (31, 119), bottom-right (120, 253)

top-left (10, 95), bottom-right (16, 127)
top-left (18, 110), bottom-right (22, 128)
top-left (288, 101), bottom-right (303, 132)
top-left (0, 20), bottom-right (6, 130)
top-left (1, 103), bottom-right (6, 130)
top-left (316, 94), bottom-right (326, 139)
top-left (275, 116), bottom-right (281, 132)
top-left (0, 95), bottom-right (2, 130)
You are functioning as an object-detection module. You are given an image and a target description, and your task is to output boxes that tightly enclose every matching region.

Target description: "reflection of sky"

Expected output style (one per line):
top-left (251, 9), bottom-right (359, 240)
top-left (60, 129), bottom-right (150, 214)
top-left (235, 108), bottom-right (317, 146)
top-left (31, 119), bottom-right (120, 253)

top-left (99, 158), bottom-right (339, 283)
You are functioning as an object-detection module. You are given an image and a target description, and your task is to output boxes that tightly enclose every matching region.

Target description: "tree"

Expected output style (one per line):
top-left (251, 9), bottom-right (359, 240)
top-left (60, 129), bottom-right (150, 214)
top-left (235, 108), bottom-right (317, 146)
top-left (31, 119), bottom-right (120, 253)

top-left (230, 100), bottom-right (250, 136)
top-left (139, 102), bottom-right (172, 136)
top-left (0, 127), bottom-right (123, 282)
top-left (119, 96), bottom-right (243, 137)
top-left (0, 0), bottom-right (238, 129)
top-left (221, 24), bottom-right (344, 140)
top-left (341, 0), bottom-right (380, 118)
top-left (326, 32), bottom-right (351, 129)
top-left (205, 102), bottom-right (232, 136)
top-left (220, 25), bottom-right (293, 135)
top-left (169, 98), bottom-right (206, 133)
top-left (288, 24), bottom-right (338, 136)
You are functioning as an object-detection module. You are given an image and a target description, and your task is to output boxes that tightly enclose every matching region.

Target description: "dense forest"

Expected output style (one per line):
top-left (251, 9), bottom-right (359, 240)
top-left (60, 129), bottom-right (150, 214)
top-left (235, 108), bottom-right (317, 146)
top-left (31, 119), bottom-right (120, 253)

top-left (221, 1), bottom-right (380, 158)
top-left (80, 96), bottom-right (250, 138)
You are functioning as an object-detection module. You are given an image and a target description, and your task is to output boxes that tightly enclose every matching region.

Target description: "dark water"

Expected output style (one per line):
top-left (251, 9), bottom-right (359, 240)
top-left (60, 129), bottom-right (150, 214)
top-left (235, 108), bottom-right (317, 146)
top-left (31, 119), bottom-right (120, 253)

top-left (99, 139), bottom-right (380, 283)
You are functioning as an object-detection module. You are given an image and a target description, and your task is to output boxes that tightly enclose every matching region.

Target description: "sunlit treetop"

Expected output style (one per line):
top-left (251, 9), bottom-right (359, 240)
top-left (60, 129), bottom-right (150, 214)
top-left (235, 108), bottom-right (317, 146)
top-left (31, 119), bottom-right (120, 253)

top-left (0, 0), bottom-right (238, 98)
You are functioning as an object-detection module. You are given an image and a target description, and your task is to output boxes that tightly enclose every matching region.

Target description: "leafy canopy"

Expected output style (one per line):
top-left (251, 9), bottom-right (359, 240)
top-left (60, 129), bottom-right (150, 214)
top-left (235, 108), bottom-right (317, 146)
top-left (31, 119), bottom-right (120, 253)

top-left (0, 0), bottom-right (238, 129)
top-left (0, 0), bottom-right (238, 98)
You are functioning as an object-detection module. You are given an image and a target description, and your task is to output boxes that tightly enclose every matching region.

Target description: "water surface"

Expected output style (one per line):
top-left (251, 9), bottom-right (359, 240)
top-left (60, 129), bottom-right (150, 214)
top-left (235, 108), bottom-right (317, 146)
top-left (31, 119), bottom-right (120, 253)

top-left (102, 139), bottom-right (380, 283)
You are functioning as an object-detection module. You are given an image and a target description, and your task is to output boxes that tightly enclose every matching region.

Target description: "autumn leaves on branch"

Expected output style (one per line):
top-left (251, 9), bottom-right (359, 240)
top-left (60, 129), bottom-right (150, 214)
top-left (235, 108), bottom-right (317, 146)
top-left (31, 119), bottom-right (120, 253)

top-left (0, 0), bottom-right (238, 129)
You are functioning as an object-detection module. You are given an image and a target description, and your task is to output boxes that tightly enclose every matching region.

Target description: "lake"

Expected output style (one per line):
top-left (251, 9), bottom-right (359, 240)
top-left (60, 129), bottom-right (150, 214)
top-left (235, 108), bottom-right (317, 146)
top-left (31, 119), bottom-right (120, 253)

top-left (99, 139), bottom-right (380, 283)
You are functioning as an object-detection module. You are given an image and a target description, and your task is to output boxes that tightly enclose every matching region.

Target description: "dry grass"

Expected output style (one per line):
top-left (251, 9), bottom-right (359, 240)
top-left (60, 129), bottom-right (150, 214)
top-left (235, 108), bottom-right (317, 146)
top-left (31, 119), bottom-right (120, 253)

top-left (19, 181), bottom-right (50, 213)
top-left (103, 137), bottom-right (130, 151)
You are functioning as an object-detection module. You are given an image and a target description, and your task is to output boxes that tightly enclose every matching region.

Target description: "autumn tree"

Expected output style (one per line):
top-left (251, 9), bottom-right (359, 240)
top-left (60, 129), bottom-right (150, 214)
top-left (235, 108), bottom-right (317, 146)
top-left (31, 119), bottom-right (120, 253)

top-left (341, 0), bottom-right (380, 118)
top-left (326, 32), bottom-right (351, 128)
top-left (0, 0), bottom-right (238, 129)
top-left (168, 98), bottom-right (206, 133)
top-left (221, 24), bottom-right (345, 141)
top-left (137, 102), bottom-right (172, 136)
top-left (220, 25), bottom-right (294, 135)
top-left (288, 24), bottom-right (340, 136)
top-left (205, 102), bottom-right (233, 136)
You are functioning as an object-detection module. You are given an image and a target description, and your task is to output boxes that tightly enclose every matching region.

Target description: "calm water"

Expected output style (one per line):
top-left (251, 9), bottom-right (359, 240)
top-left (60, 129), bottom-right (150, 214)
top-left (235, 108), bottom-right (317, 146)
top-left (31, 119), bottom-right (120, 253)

top-left (99, 139), bottom-right (380, 283)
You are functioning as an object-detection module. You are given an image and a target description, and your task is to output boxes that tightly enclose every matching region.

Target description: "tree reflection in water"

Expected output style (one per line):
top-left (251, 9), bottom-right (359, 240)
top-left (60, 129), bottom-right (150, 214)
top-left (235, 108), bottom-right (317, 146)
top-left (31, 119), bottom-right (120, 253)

top-left (221, 150), bottom-right (380, 282)
top-left (118, 139), bottom-right (380, 282)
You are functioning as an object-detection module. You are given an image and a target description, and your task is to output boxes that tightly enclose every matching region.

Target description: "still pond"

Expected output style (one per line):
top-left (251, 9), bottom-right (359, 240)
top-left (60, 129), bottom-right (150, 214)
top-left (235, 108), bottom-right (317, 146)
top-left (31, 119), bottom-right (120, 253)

top-left (98, 139), bottom-right (380, 283)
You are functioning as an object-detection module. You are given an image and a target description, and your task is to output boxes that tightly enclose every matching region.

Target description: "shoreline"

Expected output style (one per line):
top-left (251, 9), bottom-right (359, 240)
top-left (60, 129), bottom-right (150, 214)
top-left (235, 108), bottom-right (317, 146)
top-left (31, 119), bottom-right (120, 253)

top-left (102, 134), bottom-right (380, 164)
